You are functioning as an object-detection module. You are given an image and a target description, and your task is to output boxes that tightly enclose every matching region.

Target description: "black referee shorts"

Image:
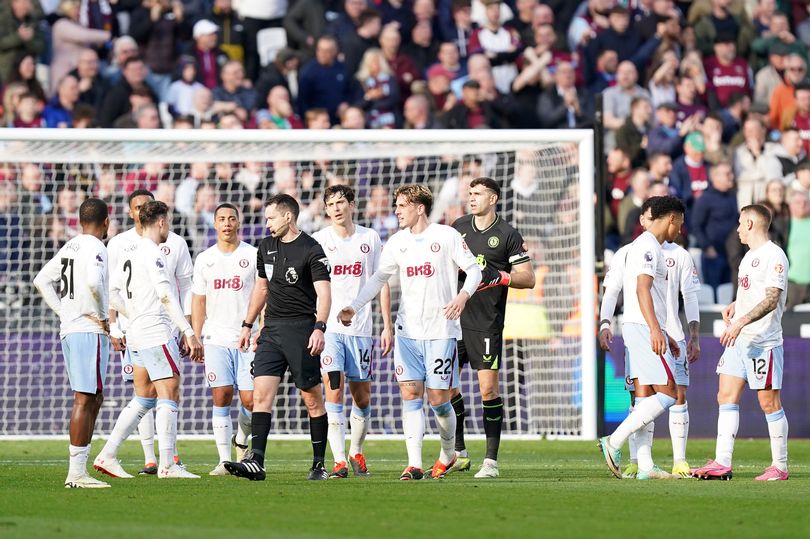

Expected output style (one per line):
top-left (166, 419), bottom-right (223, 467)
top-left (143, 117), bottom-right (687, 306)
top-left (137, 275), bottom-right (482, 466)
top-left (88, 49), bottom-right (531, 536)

top-left (458, 329), bottom-right (503, 371)
top-left (254, 318), bottom-right (321, 390)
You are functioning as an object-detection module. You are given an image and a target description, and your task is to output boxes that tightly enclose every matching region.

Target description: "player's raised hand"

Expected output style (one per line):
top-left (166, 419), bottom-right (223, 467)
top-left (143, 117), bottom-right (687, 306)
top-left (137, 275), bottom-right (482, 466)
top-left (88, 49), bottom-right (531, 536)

top-left (722, 302), bottom-right (735, 324)
top-left (687, 338), bottom-right (700, 363)
top-left (650, 327), bottom-right (667, 356)
top-left (442, 291), bottom-right (470, 320)
top-left (238, 326), bottom-right (252, 351)
top-left (186, 334), bottom-right (204, 362)
top-left (598, 328), bottom-right (613, 351)
top-left (667, 335), bottom-right (680, 358)
top-left (380, 325), bottom-right (393, 356)
top-left (338, 306), bottom-right (356, 326)
top-left (308, 328), bottom-right (325, 356)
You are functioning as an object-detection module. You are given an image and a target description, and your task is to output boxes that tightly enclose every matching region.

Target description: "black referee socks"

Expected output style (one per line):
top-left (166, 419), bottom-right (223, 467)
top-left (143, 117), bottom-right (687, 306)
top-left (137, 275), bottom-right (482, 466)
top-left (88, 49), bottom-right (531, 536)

top-left (451, 393), bottom-right (466, 452)
top-left (309, 413), bottom-right (328, 465)
top-left (251, 412), bottom-right (272, 466)
top-left (483, 397), bottom-right (504, 461)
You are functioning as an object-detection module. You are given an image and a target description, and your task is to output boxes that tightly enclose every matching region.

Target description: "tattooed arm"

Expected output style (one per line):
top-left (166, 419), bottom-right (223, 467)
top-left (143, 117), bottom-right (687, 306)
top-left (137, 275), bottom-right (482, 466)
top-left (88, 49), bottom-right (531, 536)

top-left (686, 320), bottom-right (700, 363)
top-left (720, 287), bottom-right (781, 347)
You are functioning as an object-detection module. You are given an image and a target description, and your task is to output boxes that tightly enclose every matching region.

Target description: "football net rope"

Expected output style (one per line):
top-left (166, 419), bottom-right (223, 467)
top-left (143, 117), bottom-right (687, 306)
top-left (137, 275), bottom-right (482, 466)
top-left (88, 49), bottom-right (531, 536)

top-left (0, 130), bottom-right (595, 440)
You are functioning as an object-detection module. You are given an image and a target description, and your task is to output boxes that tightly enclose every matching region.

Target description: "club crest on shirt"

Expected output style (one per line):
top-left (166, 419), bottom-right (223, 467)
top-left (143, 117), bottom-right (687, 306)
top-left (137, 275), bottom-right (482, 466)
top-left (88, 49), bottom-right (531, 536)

top-left (360, 243), bottom-right (370, 253)
top-left (207, 372), bottom-right (217, 382)
top-left (161, 245), bottom-right (171, 256)
top-left (775, 263), bottom-right (784, 273)
top-left (666, 257), bottom-right (675, 267)
top-left (321, 356), bottom-right (333, 367)
top-left (285, 267), bottom-right (299, 284)
top-left (239, 259), bottom-right (249, 268)
top-left (488, 236), bottom-right (499, 248)
top-left (431, 242), bottom-right (441, 252)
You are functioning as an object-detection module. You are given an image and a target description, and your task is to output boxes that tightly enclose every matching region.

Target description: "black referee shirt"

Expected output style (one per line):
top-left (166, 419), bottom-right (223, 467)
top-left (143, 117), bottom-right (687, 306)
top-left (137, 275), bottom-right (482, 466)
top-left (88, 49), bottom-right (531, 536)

top-left (256, 232), bottom-right (331, 320)
top-left (453, 214), bottom-right (529, 333)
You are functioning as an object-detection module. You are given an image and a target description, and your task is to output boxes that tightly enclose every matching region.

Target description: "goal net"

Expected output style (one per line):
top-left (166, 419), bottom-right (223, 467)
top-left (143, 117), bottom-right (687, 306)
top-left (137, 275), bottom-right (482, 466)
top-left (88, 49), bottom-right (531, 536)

top-left (0, 129), bottom-right (595, 439)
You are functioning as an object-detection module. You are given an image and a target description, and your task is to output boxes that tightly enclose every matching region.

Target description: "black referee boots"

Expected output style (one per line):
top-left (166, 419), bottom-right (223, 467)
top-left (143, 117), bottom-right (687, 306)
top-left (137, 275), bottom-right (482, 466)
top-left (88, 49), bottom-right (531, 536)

top-left (224, 452), bottom-right (266, 481)
top-left (307, 461), bottom-right (328, 481)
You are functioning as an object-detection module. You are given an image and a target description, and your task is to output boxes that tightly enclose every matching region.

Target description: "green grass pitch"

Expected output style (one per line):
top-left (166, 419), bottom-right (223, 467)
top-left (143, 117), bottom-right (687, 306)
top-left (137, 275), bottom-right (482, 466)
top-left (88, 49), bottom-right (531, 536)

top-left (0, 439), bottom-right (808, 539)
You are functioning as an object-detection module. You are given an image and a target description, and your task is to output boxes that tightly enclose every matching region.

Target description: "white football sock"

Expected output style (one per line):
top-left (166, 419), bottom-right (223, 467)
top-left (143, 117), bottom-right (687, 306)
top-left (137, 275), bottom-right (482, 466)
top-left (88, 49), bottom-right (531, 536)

top-left (609, 393), bottom-right (674, 450)
top-left (155, 399), bottom-right (178, 470)
top-left (138, 408), bottom-right (157, 465)
top-left (236, 406), bottom-right (252, 446)
top-left (669, 403), bottom-right (689, 464)
top-left (68, 444), bottom-right (90, 478)
top-left (325, 402), bottom-right (346, 463)
top-left (715, 404), bottom-right (739, 468)
top-left (634, 401), bottom-right (656, 472)
top-left (431, 401), bottom-right (456, 465)
top-left (766, 409), bottom-right (788, 472)
top-left (102, 396), bottom-right (155, 457)
top-left (402, 399), bottom-right (424, 470)
top-left (212, 406), bottom-right (232, 463)
top-left (627, 406), bottom-right (637, 463)
top-left (349, 404), bottom-right (370, 456)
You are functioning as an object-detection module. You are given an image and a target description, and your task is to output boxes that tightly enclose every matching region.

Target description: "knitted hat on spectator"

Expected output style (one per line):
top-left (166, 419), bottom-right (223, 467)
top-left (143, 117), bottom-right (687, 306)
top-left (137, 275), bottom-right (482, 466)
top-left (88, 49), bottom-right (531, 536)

top-left (713, 32), bottom-right (736, 45)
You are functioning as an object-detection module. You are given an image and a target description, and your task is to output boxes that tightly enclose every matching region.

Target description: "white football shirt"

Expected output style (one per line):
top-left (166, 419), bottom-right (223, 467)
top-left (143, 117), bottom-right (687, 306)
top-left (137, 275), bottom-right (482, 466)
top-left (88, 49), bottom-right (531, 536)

top-left (312, 225), bottom-right (382, 337)
top-left (734, 241), bottom-right (788, 347)
top-left (108, 227), bottom-right (193, 331)
top-left (662, 242), bottom-right (701, 342)
top-left (602, 244), bottom-right (631, 294)
top-left (111, 237), bottom-right (181, 351)
top-left (34, 234), bottom-right (108, 338)
top-left (192, 241), bottom-right (258, 348)
top-left (622, 231), bottom-right (668, 329)
top-left (376, 223), bottom-right (478, 340)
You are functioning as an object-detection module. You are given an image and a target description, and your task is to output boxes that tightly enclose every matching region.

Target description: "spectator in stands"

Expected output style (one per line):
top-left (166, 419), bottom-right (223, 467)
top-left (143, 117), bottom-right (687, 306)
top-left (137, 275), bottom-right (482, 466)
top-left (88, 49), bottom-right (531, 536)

top-left (567, 0), bottom-right (611, 53)
top-left (103, 35), bottom-right (139, 85)
top-left (606, 146), bottom-right (632, 222)
top-left (468, 0), bottom-right (522, 95)
top-left (4, 52), bottom-right (46, 104)
top-left (617, 168), bottom-right (650, 244)
top-left (166, 56), bottom-right (204, 116)
top-left (704, 33), bottom-right (752, 111)
top-left (691, 160), bottom-right (738, 293)
top-left (769, 126), bottom-right (806, 181)
top-left (123, 161), bottom-right (166, 196)
top-left (217, 111), bottom-right (243, 129)
top-left (188, 182), bottom-right (218, 253)
top-left (615, 96), bottom-right (652, 167)
top-left (356, 48), bottom-right (400, 129)
top-left (17, 163), bottom-right (52, 231)
top-left (692, 0), bottom-right (755, 58)
top-left (70, 48), bottom-right (107, 111)
top-left (50, 0), bottom-right (111, 96)
top-left (424, 63), bottom-right (457, 112)
top-left (514, 23), bottom-right (573, 93)
top-left (130, 0), bottom-right (189, 102)
top-left (0, 182), bottom-right (20, 275)
top-left (789, 160), bottom-right (810, 198)
top-left (55, 186), bottom-right (82, 239)
top-left (254, 48), bottom-right (300, 110)
top-left (133, 103), bottom-right (161, 129)
top-left (176, 161), bottom-right (211, 216)
top-left (342, 8), bottom-right (383, 79)
top-left (339, 105), bottom-right (366, 129)
top-left (95, 164), bottom-right (126, 224)
top-left (647, 101), bottom-right (700, 159)
top-left (12, 92), bottom-right (44, 128)
top-left (702, 112), bottom-right (730, 164)
top-left (212, 60), bottom-right (255, 124)
top-left (212, 161), bottom-right (250, 211)
top-left (364, 185), bottom-right (397, 240)
top-left (536, 61), bottom-right (592, 129)
top-left (212, 0), bottom-right (246, 64)
top-left (754, 41), bottom-right (789, 106)
top-left (733, 117), bottom-right (782, 208)
top-left (326, 0), bottom-right (367, 52)
top-left (379, 23), bottom-right (421, 104)
top-left (99, 56), bottom-right (157, 128)
top-left (675, 74), bottom-right (708, 126)
top-left (298, 35), bottom-right (353, 124)
top-left (237, 0), bottom-right (288, 82)
top-left (431, 41), bottom-right (467, 83)
top-left (718, 91), bottom-right (749, 143)
top-left (186, 19), bottom-right (229, 90)
top-left (586, 48), bottom-right (618, 95)
top-left (759, 178), bottom-right (790, 248)
top-left (256, 85), bottom-right (302, 129)
top-left (111, 87), bottom-right (154, 127)
top-left (646, 152), bottom-right (673, 187)
top-left (750, 11), bottom-right (806, 73)
top-left (0, 0), bottom-right (45, 86)
top-left (447, 0), bottom-right (474, 62)
top-left (43, 75), bottom-right (79, 128)
top-left (402, 93), bottom-right (438, 129)
top-left (786, 190), bottom-right (810, 309)
top-left (671, 130), bottom-right (709, 210)
top-left (403, 19), bottom-right (439, 74)
top-left (304, 107), bottom-right (330, 129)
top-left (510, 0), bottom-right (538, 45)
top-left (283, 0), bottom-right (324, 62)
top-left (787, 81), bottom-right (810, 154)
top-left (769, 53), bottom-right (807, 130)
top-left (440, 78), bottom-right (499, 128)
top-left (602, 61), bottom-right (651, 151)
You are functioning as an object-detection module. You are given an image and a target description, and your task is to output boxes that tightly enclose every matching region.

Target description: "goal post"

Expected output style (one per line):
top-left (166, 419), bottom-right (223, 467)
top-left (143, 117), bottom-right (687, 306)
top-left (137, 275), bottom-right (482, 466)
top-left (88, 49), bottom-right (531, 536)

top-left (0, 129), bottom-right (596, 440)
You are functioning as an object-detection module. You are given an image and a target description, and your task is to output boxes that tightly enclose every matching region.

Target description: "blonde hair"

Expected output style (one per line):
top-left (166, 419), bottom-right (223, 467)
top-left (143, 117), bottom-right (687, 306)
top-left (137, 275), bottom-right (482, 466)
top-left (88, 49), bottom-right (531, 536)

top-left (393, 184), bottom-right (433, 214)
top-left (355, 48), bottom-right (393, 84)
top-left (58, 0), bottom-right (80, 17)
top-left (2, 82), bottom-right (27, 125)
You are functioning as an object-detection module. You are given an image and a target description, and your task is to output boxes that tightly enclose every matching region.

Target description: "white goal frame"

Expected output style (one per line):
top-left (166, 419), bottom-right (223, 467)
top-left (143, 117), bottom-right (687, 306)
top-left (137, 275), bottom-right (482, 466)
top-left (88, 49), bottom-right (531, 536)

top-left (0, 128), bottom-right (596, 441)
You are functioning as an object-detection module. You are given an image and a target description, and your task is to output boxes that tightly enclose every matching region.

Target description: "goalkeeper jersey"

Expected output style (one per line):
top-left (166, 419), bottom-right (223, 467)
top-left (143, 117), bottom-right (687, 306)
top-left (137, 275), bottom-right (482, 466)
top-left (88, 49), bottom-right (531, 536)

top-left (453, 214), bottom-right (529, 333)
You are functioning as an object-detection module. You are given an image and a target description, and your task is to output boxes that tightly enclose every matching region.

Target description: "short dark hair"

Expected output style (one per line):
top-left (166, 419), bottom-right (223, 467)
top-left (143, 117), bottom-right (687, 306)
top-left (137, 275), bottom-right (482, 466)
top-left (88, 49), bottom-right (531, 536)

top-left (648, 195), bottom-right (686, 220)
top-left (740, 203), bottom-right (773, 228)
top-left (323, 184), bottom-right (356, 204)
top-left (470, 176), bottom-right (501, 199)
top-left (128, 189), bottom-right (155, 206)
top-left (266, 193), bottom-right (300, 220)
top-left (139, 200), bottom-right (169, 227)
top-left (358, 7), bottom-right (381, 26)
top-left (794, 80), bottom-right (810, 94)
top-left (796, 160), bottom-right (810, 173)
top-left (79, 198), bottom-right (109, 226)
top-left (215, 202), bottom-right (239, 218)
top-left (121, 55), bottom-right (144, 70)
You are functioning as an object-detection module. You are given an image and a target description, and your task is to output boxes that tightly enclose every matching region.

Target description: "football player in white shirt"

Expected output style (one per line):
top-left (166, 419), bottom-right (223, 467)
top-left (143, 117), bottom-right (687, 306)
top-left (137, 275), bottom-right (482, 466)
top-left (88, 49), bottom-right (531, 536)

top-left (312, 186), bottom-right (393, 479)
top-left (691, 205), bottom-right (791, 481)
top-left (598, 196), bottom-right (685, 480)
top-left (106, 189), bottom-right (194, 475)
top-left (191, 203), bottom-right (257, 475)
top-left (599, 202), bottom-right (701, 479)
top-left (33, 198), bottom-right (112, 489)
top-left (94, 201), bottom-right (203, 479)
top-left (338, 184), bottom-right (482, 480)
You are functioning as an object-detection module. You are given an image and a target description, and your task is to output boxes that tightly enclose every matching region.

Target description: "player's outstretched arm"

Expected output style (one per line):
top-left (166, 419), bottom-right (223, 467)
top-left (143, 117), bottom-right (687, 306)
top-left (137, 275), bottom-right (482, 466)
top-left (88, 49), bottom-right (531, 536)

top-left (347, 268), bottom-right (393, 324)
top-left (720, 287), bottom-right (781, 347)
top-left (378, 283), bottom-right (393, 355)
top-left (508, 260), bottom-right (535, 289)
top-left (636, 274), bottom-right (666, 355)
top-left (240, 277), bottom-right (268, 350)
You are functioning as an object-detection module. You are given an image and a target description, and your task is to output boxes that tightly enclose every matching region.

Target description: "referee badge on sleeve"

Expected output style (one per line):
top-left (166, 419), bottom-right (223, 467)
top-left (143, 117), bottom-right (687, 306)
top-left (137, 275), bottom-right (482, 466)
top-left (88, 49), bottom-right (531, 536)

top-left (264, 264), bottom-right (274, 277)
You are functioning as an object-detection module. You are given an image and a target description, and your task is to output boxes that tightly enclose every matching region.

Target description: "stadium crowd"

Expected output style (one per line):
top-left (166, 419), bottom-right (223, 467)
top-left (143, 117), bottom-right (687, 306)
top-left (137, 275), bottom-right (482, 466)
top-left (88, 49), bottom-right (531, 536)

top-left (0, 0), bottom-right (809, 309)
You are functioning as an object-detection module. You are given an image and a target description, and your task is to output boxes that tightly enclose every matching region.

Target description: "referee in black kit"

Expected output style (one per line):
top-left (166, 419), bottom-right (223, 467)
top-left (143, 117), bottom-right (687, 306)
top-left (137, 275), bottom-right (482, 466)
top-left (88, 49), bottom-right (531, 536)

top-left (224, 194), bottom-right (332, 481)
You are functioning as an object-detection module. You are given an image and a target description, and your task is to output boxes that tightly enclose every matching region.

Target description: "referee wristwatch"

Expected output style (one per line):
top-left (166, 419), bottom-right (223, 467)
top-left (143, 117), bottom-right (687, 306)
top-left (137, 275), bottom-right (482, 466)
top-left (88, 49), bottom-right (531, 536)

top-left (314, 321), bottom-right (327, 332)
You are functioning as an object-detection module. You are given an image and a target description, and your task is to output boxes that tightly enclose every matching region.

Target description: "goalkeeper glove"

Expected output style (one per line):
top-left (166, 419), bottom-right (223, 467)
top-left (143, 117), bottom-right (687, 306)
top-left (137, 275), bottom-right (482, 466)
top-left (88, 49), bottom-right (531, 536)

top-left (478, 266), bottom-right (511, 291)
